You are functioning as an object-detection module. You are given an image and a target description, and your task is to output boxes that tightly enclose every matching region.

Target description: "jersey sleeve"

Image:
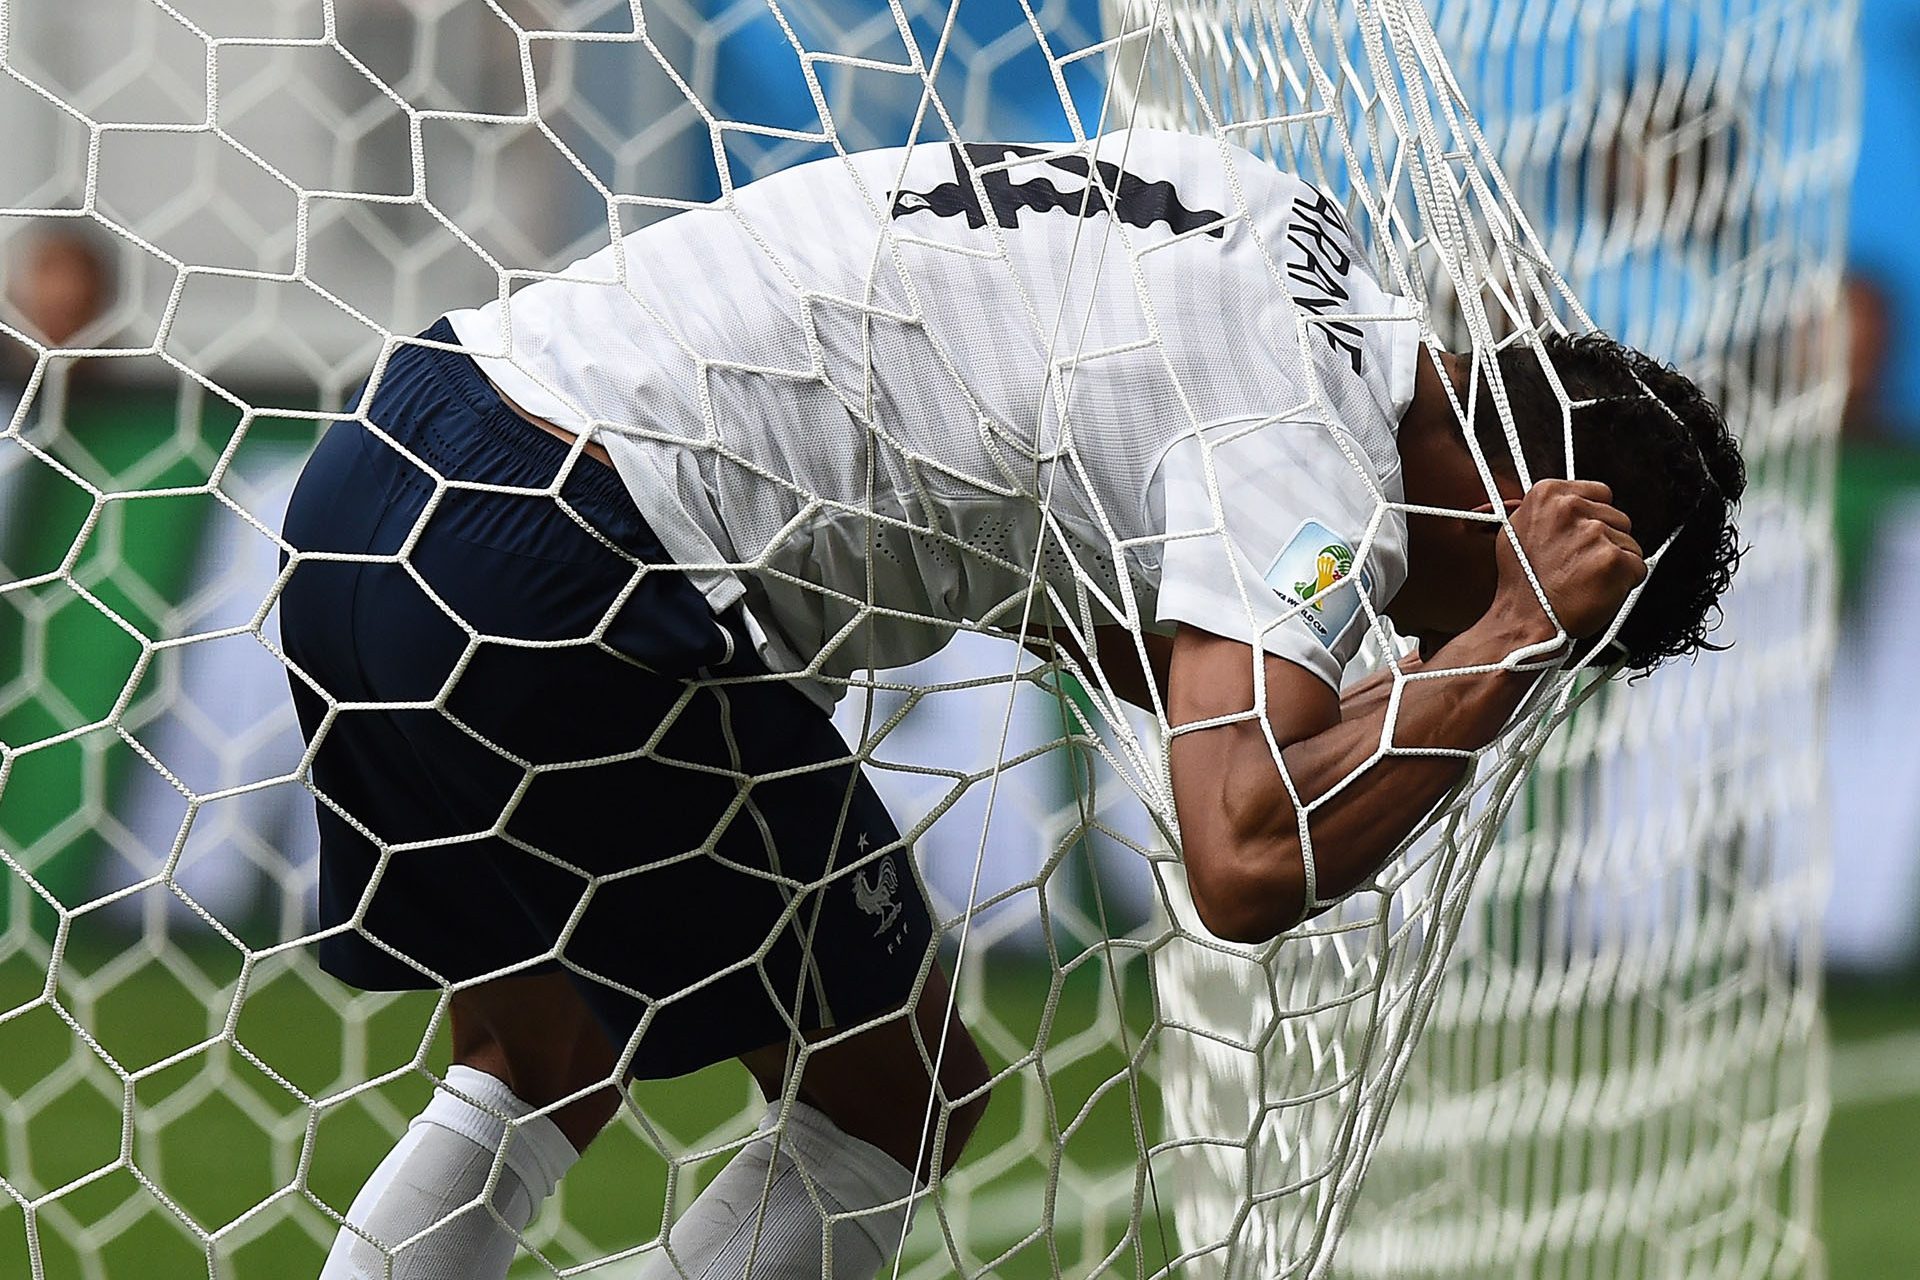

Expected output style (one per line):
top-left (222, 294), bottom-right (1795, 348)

top-left (1153, 418), bottom-right (1407, 689)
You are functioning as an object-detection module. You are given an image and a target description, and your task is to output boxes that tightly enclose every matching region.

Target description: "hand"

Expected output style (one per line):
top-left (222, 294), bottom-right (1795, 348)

top-left (1492, 480), bottom-right (1646, 643)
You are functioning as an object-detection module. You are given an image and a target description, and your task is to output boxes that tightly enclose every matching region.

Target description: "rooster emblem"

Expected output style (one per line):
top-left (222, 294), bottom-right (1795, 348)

top-left (853, 857), bottom-right (903, 936)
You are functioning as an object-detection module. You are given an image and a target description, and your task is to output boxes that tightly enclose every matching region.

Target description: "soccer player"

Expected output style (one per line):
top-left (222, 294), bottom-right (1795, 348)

top-left (282, 130), bottom-right (1743, 1279)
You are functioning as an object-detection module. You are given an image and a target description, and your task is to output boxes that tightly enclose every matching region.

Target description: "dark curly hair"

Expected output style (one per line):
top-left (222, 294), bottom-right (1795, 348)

top-left (1470, 331), bottom-right (1746, 672)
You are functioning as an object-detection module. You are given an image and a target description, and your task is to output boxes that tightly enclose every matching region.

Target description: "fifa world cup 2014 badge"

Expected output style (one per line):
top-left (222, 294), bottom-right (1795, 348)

top-left (1263, 520), bottom-right (1372, 650)
top-left (1295, 542), bottom-right (1354, 604)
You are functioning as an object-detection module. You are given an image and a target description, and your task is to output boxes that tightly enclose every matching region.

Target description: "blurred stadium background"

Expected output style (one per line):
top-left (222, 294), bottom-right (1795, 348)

top-left (2, 0), bottom-right (1917, 1273)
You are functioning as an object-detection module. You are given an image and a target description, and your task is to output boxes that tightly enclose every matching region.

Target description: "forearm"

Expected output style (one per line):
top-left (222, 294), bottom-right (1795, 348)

top-left (1190, 607), bottom-right (1555, 939)
top-left (1281, 609), bottom-right (1552, 895)
top-left (1326, 656), bottom-right (1411, 722)
top-left (1174, 477), bottom-right (1650, 943)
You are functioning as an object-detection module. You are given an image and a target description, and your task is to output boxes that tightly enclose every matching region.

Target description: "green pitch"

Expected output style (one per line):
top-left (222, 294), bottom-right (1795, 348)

top-left (1818, 982), bottom-right (1920, 1280)
top-left (3, 938), bottom-right (1916, 1278)
top-left (0, 942), bottom-right (1169, 1279)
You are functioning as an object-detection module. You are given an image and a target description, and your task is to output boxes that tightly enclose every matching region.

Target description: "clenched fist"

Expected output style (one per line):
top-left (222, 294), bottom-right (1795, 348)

top-left (1494, 479), bottom-right (1647, 643)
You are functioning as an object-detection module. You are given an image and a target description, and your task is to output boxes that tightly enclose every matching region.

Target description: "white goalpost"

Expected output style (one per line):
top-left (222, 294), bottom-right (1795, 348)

top-left (0, 0), bottom-right (1849, 1277)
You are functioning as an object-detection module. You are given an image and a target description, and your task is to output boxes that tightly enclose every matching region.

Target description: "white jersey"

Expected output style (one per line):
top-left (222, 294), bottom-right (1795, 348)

top-left (447, 130), bottom-right (1420, 704)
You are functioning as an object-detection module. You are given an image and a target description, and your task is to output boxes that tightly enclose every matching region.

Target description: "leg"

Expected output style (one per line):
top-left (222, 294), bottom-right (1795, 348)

top-left (740, 963), bottom-right (990, 1181)
top-left (319, 973), bottom-right (614, 1280)
top-left (448, 970), bottom-right (625, 1152)
top-left (639, 964), bottom-right (991, 1280)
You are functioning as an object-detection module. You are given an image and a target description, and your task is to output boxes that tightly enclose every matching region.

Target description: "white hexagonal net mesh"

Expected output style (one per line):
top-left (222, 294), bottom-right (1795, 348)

top-left (0, 0), bottom-right (1846, 1276)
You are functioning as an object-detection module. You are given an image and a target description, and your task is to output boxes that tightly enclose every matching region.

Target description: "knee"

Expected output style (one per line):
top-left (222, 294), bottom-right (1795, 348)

top-left (449, 977), bottom-right (624, 1152)
top-left (452, 1032), bottom-right (623, 1155)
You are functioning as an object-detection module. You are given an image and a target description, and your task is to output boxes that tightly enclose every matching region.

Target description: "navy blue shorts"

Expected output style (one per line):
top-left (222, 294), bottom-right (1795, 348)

top-left (279, 319), bottom-right (932, 1080)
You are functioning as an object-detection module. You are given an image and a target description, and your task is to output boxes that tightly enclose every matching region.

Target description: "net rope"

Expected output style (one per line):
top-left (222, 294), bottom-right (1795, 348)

top-left (0, 0), bottom-right (1845, 1276)
top-left (1119, 0), bottom-right (1849, 1276)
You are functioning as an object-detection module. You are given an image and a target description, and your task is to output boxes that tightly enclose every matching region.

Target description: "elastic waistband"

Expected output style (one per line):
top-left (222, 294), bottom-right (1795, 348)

top-left (394, 317), bottom-right (635, 511)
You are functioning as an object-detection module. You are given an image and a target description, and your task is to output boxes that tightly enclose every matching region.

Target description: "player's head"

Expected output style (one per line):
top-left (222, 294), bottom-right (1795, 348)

top-left (1469, 330), bottom-right (1746, 672)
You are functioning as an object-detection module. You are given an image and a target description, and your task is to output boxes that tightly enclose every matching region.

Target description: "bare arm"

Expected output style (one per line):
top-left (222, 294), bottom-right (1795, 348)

top-left (1169, 611), bottom-right (1551, 941)
top-left (1028, 624), bottom-right (1419, 719)
top-left (1170, 480), bottom-right (1645, 943)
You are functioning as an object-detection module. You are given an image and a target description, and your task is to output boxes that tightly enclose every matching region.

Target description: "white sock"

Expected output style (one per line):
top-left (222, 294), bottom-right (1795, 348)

top-left (319, 1065), bottom-right (580, 1280)
top-left (638, 1101), bottom-right (922, 1280)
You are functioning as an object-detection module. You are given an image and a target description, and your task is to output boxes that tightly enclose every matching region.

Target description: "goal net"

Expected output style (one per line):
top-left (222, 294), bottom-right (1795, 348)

top-left (0, 0), bottom-right (1846, 1276)
top-left (1119, 1), bottom-right (1850, 1277)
